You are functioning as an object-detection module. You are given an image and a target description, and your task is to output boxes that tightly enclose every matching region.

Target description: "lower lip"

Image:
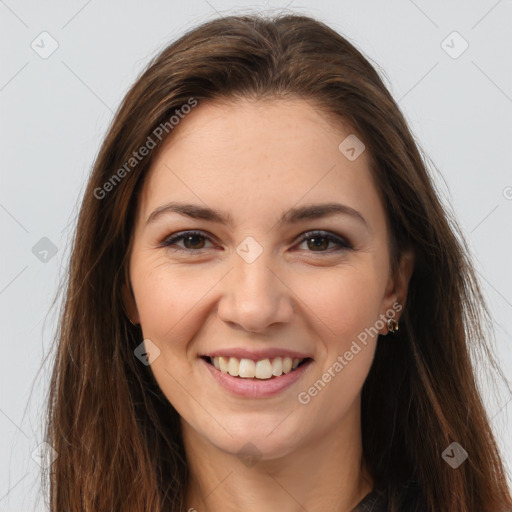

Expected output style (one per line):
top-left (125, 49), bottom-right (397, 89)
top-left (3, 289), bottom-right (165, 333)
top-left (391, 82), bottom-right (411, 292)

top-left (200, 357), bottom-right (314, 398)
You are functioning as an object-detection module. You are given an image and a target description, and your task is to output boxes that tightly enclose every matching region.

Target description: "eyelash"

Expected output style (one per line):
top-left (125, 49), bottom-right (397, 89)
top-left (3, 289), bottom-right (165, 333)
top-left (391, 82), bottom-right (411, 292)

top-left (160, 230), bottom-right (353, 254)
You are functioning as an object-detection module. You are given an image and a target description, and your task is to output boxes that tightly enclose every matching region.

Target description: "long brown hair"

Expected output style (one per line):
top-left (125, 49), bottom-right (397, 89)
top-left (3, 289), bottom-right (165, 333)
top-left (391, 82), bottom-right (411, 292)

top-left (42, 12), bottom-right (512, 511)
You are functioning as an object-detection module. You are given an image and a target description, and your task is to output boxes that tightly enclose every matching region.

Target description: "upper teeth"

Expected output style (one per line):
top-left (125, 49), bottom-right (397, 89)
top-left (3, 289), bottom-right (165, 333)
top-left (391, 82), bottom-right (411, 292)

top-left (211, 356), bottom-right (303, 379)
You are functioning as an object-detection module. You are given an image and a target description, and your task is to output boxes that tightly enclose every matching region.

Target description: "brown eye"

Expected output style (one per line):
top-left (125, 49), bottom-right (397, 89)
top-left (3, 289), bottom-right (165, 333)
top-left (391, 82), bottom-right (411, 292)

top-left (162, 231), bottom-right (214, 251)
top-left (182, 234), bottom-right (206, 249)
top-left (296, 231), bottom-right (352, 253)
top-left (305, 236), bottom-right (330, 251)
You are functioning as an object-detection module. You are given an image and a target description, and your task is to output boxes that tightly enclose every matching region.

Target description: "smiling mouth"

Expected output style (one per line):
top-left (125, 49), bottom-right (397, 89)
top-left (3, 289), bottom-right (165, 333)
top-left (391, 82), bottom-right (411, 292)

top-left (201, 355), bottom-right (313, 380)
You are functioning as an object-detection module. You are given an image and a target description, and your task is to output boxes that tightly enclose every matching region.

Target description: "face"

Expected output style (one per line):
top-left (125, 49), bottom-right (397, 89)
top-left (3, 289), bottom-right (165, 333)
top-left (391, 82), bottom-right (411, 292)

top-left (125, 97), bottom-right (412, 460)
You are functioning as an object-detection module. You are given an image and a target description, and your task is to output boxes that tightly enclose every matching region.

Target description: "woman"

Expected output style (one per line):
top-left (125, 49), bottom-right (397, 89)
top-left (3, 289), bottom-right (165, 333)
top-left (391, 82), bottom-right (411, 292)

top-left (43, 12), bottom-right (512, 512)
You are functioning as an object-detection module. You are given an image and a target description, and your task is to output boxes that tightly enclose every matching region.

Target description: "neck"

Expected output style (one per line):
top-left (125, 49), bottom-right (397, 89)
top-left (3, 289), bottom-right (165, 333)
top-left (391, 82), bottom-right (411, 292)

top-left (182, 405), bottom-right (373, 512)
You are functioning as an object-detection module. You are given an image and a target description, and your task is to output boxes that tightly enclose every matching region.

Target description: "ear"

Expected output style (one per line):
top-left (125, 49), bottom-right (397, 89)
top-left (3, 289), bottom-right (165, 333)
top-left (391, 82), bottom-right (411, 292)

top-left (122, 280), bottom-right (140, 325)
top-left (378, 249), bottom-right (415, 334)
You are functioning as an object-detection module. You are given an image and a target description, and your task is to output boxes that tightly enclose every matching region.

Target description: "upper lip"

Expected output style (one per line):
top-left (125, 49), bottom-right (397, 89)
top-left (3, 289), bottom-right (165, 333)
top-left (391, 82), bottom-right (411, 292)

top-left (201, 348), bottom-right (313, 360)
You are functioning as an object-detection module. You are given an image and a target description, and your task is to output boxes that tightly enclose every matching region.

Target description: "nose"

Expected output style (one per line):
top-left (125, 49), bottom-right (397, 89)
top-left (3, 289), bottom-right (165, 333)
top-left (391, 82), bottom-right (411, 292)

top-left (217, 252), bottom-right (294, 334)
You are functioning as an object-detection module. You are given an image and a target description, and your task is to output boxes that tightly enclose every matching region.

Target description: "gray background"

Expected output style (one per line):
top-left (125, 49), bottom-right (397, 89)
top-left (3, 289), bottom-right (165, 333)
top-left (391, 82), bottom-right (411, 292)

top-left (1, 0), bottom-right (511, 509)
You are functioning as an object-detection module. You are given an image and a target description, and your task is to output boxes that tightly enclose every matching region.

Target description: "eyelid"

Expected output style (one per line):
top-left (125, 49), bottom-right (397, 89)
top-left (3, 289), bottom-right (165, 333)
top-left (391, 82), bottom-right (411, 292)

top-left (161, 229), bottom-right (353, 253)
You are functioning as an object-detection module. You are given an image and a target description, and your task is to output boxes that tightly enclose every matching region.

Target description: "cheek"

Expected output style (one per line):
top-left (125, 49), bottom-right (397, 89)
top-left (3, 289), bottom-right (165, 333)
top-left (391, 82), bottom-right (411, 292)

top-left (129, 260), bottom-right (224, 411)
top-left (291, 262), bottom-right (385, 345)
top-left (290, 264), bottom-right (383, 408)
top-left (130, 256), bottom-right (228, 349)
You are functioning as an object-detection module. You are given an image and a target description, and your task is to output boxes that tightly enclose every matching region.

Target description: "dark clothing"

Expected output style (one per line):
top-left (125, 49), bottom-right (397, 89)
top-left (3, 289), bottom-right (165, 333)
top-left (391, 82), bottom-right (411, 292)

top-left (352, 491), bottom-right (386, 512)
top-left (352, 488), bottom-right (426, 512)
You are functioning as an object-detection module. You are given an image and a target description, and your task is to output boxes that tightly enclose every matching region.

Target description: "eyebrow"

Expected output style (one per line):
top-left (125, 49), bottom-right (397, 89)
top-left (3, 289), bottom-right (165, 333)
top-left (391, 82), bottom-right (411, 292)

top-left (146, 201), bottom-right (369, 229)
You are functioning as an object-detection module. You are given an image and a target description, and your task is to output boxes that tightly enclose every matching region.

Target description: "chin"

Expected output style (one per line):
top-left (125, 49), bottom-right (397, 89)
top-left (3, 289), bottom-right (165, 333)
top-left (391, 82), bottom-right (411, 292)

top-left (206, 416), bottom-right (306, 462)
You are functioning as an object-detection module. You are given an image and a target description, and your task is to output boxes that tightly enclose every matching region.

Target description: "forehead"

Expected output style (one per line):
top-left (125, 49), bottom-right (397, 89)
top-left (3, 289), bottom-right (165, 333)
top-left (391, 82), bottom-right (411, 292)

top-left (137, 98), bottom-right (385, 229)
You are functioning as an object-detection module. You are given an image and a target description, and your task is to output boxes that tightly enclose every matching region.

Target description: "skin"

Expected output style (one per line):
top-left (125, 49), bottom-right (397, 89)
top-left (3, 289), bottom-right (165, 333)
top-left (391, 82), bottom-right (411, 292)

top-left (124, 97), bottom-right (414, 512)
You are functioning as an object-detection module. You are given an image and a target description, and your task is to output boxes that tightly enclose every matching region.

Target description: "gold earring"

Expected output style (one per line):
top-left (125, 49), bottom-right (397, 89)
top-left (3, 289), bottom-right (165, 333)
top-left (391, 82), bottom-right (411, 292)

top-left (387, 318), bottom-right (399, 334)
